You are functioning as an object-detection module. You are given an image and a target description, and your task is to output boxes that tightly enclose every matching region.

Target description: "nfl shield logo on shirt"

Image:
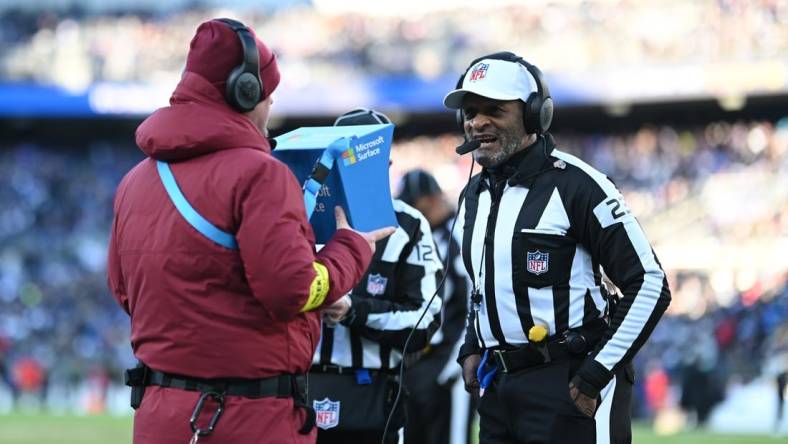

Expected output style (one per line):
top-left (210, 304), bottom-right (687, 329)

top-left (314, 398), bottom-right (340, 430)
top-left (367, 274), bottom-right (388, 295)
top-left (527, 251), bottom-right (549, 275)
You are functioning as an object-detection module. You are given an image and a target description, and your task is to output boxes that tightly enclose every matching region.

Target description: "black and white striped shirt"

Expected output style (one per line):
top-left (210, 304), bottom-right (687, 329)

top-left (458, 135), bottom-right (670, 392)
top-left (314, 199), bottom-right (443, 370)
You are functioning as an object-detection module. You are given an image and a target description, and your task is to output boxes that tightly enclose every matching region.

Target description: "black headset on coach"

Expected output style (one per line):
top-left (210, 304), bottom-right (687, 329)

top-left (217, 18), bottom-right (264, 112)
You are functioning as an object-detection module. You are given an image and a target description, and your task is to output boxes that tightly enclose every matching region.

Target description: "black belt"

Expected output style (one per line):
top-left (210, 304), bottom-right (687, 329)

top-left (125, 366), bottom-right (305, 399)
top-left (125, 364), bottom-right (315, 435)
top-left (310, 364), bottom-right (391, 376)
top-left (490, 341), bottom-right (570, 374)
top-left (489, 320), bottom-right (606, 374)
top-left (149, 371), bottom-right (303, 398)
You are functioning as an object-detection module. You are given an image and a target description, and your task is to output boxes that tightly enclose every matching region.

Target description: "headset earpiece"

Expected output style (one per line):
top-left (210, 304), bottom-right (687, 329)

top-left (518, 59), bottom-right (553, 134)
top-left (539, 97), bottom-right (554, 134)
top-left (523, 89), bottom-right (543, 134)
top-left (217, 18), bottom-right (263, 113)
top-left (455, 109), bottom-right (465, 135)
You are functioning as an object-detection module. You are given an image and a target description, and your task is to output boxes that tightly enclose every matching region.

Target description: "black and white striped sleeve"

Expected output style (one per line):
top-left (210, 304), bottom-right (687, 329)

top-left (344, 201), bottom-right (443, 352)
top-left (556, 151), bottom-right (671, 397)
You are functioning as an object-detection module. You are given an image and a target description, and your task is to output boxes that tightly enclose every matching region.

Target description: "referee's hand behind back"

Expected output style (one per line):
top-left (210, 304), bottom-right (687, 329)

top-left (334, 206), bottom-right (395, 255)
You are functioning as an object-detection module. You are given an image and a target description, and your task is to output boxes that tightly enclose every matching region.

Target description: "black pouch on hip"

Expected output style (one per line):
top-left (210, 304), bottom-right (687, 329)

top-left (124, 364), bottom-right (149, 410)
top-left (291, 375), bottom-right (316, 434)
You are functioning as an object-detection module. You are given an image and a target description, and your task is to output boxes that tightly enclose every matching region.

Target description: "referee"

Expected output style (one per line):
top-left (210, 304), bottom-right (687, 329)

top-left (447, 52), bottom-right (671, 443)
top-left (309, 109), bottom-right (444, 444)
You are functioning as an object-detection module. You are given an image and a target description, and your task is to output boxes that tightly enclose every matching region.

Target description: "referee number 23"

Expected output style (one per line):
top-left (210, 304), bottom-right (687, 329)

top-left (594, 196), bottom-right (632, 228)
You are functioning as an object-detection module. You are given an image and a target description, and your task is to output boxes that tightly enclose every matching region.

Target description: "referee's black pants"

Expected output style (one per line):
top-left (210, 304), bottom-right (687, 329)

top-left (317, 429), bottom-right (398, 444)
top-left (404, 344), bottom-right (477, 444)
top-left (477, 357), bottom-right (633, 444)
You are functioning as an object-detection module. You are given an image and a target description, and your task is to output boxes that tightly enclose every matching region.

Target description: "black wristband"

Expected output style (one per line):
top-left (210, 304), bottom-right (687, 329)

top-left (573, 358), bottom-right (614, 399)
top-left (341, 296), bottom-right (369, 329)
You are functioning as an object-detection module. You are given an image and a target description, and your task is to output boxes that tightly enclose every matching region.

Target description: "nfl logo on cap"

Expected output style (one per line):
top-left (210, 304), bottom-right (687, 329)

top-left (469, 62), bottom-right (489, 81)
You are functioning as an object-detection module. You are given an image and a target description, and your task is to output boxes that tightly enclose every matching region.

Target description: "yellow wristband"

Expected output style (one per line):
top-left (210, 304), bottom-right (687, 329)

top-left (301, 262), bottom-right (330, 312)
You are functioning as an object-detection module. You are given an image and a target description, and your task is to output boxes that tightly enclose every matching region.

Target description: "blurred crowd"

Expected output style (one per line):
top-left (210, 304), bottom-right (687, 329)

top-left (0, 0), bottom-right (786, 91)
top-left (635, 273), bottom-right (788, 429)
top-left (0, 143), bottom-right (142, 412)
top-left (391, 119), bottom-right (788, 221)
top-left (0, 119), bottom-right (786, 422)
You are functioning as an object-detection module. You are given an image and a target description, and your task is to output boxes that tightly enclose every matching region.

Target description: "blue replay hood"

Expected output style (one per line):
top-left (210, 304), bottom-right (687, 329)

top-left (273, 124), bottom-right (397, 243)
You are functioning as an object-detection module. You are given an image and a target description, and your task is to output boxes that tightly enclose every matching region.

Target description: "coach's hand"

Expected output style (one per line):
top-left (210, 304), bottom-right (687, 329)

top-left (569, 382), bottom-right (598, 417)
top-left (335, 206), bottom-right (395, 255)
top-left (461, 354), bottom-right (482, 396)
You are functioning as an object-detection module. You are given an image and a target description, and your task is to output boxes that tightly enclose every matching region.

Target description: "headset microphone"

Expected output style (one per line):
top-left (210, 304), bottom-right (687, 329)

top-left (455, 139), bottom-right (481, 155)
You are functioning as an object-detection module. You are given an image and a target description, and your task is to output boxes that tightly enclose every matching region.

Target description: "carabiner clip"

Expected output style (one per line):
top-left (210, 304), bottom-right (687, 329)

top-left (190, 391), bottom-right (225, 437)
top-left (476, 350), bottom-right (497, 397)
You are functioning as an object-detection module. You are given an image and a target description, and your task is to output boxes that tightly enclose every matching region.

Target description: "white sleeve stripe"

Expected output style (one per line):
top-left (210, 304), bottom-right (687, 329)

top-left (595, 220), bottom-right (666, 370)
top-left (366, 295), bottom-right (440, 331)
top-left (595, 376), bottom-right (617, 444)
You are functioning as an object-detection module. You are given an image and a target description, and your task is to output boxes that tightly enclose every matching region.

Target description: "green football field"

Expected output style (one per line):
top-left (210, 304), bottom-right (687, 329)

top-left (0, 413), bottom-right (782, 444)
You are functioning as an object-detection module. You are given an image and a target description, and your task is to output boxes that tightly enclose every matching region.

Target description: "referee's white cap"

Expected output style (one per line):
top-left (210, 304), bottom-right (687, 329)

top-left (444, 58), bottom-right (538, 109)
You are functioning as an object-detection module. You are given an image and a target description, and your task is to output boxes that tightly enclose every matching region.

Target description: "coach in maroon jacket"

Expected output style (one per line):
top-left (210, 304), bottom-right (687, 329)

top-left (107, 19), bottom-right (393, 444)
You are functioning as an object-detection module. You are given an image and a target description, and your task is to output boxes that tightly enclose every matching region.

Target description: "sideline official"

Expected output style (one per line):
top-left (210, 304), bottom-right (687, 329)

top-left (447, 52), bottom-right (671, 444)
top-left (399, 169), bottom-right (476, 444)
top-left (309, 109), bottom-right (443, 444)
top-left (107, 19), bottom-right (392, 444)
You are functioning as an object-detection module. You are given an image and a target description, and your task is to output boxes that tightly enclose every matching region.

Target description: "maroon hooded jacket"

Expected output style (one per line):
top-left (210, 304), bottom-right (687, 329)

top-left (107, 71), bottom-right (372, 443)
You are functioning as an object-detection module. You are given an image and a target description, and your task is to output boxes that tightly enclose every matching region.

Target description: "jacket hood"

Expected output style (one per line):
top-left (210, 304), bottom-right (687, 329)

top-left (135, 71), bottom-right (270, 161)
